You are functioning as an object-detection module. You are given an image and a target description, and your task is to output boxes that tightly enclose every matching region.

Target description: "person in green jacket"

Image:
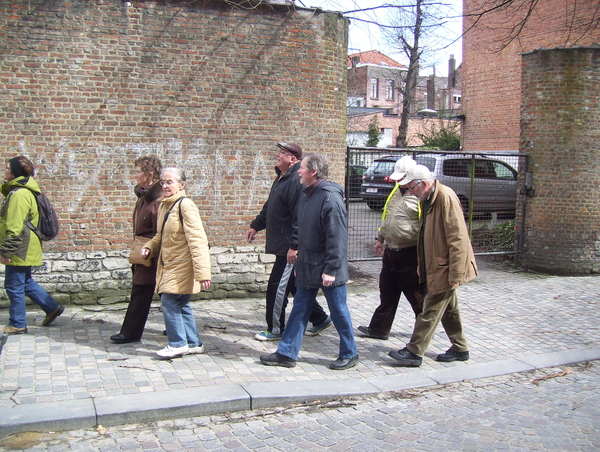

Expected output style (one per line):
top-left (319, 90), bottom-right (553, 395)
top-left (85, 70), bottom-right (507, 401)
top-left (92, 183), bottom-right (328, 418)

top-left (1, 156), bottom-right (64, 334)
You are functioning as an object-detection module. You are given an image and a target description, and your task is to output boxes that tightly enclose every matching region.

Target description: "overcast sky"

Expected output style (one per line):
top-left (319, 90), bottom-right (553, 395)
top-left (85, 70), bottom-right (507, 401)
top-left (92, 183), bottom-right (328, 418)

top-left (304, 0), bottom-right (463, 76)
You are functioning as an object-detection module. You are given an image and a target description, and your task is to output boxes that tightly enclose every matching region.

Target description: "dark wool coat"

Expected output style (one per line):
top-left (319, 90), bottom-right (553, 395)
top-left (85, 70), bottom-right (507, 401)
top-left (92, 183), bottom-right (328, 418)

top-left (132, 181), bottom-right (162, 286)
top-left (250, 161), bottom-right (302, 255)
top-left (295, 180), bottom-right (348, 289)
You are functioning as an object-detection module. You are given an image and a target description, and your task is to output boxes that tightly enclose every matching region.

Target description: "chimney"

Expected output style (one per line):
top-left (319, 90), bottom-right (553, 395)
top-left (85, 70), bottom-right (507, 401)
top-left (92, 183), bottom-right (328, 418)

top-left (448, 55), bottom-right (456, 89)
top-left (427, 75), bottom-right (435, 110)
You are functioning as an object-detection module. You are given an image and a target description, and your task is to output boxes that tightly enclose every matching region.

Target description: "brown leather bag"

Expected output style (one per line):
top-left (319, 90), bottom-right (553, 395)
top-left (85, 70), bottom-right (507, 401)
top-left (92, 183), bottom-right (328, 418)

top-left (128, 236), bottom-right (152, 267)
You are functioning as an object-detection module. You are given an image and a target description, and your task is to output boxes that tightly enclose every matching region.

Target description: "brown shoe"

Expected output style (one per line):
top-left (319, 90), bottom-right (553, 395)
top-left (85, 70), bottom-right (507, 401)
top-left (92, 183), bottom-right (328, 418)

top-left (42, 305), bottom-right (65, 326)
top-left (3, 325), bottom-right (28, 335)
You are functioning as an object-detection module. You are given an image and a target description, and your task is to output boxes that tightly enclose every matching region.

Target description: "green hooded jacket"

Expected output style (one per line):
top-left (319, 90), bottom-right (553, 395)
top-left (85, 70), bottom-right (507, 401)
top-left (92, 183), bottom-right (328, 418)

top-left (0, 176), bottom-right (43, 266)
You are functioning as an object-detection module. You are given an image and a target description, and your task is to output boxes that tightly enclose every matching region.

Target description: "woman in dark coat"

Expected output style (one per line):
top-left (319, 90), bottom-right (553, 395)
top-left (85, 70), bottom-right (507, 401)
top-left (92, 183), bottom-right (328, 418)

top-left (110, 155), bottom-right (163, 344)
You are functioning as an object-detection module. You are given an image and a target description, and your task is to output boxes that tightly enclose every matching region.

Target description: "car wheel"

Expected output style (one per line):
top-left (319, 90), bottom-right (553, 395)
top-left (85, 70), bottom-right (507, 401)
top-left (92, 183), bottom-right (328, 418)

top-left (366, 200), bottom-right (384, 211)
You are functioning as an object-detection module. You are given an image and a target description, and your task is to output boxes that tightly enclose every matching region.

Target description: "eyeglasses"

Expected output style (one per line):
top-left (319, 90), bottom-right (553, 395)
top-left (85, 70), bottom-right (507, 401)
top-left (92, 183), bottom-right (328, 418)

top-left (405, 181), bottom-right (422, 193)
top-left (276, 149), bottom-right (292, 157)
top-left (159, 179), bottom-right (178, 186)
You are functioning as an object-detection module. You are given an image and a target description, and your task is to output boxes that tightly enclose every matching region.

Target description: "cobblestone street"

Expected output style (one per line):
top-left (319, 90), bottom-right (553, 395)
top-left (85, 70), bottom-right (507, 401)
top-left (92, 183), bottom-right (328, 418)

top-left (2, 361), bottom-right (598, 451)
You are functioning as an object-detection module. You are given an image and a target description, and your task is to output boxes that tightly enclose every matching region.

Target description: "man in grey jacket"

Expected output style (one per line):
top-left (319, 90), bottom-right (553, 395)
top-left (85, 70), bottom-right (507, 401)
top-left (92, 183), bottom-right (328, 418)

top-left (246, 143), bottom-right (331, 341)
top-left (260, 154), bottom-right (358, 370)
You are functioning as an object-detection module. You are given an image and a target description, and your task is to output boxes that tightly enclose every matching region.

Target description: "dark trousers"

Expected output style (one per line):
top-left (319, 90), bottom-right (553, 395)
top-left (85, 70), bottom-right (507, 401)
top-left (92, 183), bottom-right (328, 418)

top-left (368, 246), bottom-right (426, 335)
top-left (119, 283), bottom-right (156, 340)
top-left (266, 255), bottom-right (328, 335)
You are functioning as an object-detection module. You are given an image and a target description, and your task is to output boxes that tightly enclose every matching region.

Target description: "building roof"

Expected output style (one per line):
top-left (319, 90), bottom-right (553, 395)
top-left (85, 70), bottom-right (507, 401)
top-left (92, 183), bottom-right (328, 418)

top-left (348, 50), bottom-right (407, 69)
top-left (347, 107), bottom-right (397, 117)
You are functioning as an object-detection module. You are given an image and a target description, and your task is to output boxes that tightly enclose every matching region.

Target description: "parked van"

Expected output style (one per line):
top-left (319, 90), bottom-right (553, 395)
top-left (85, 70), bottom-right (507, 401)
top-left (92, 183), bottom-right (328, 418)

top-left (360, 153), bottom-right (518, 215)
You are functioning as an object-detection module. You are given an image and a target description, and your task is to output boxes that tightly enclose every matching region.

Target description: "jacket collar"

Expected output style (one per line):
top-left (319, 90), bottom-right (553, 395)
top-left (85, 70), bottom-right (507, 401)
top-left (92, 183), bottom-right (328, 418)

top-left (135, 180), bottom-right (163, 202)
top-left (304, 178), bottom-right (326, 197)
top-left (275, 160), bottom-right (301, 178)
top-left (159, 189), bottom-right (186, 206)
top-left (1, 176), bottom-right (39, 197)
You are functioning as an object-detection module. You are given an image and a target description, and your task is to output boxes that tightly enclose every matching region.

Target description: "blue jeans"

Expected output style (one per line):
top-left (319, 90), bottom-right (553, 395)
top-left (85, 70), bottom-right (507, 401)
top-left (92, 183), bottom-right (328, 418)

top-left (277, 284), bottom-right (357, 361)
top-left (160, 293), bottom-right (201, 348)
top-left (5, 266), bottom-right (59, 328)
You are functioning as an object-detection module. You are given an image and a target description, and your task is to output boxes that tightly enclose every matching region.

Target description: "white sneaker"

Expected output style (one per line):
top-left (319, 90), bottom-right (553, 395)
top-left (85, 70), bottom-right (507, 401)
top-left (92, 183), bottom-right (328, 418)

top-left (156, 344), bottom-right (189, 359)
top-left (187, 345), bottom-right (205, 354)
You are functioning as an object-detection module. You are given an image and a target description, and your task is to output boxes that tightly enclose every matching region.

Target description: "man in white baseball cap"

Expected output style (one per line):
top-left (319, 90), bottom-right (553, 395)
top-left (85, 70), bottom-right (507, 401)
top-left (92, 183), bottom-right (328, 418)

top-left (358, 155), bottom-right (426, 341)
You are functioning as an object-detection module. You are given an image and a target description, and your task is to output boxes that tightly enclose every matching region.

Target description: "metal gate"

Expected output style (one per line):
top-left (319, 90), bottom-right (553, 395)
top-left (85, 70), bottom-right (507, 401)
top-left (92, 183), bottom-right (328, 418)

top-left (345, 147), bottom-right (529, 261)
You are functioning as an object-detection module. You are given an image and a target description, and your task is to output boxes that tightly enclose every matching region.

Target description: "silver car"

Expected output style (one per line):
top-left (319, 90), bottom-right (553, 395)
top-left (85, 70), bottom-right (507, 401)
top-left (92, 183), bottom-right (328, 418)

top-left (415, 153), bottom-right (518, 215)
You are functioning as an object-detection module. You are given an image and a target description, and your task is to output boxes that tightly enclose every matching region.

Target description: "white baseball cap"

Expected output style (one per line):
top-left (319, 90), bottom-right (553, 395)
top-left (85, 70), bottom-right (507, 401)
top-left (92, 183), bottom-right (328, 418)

top-left (389, 156), bottom-right (417, 181)
top-left (397, 164), bottom-right (433, 186)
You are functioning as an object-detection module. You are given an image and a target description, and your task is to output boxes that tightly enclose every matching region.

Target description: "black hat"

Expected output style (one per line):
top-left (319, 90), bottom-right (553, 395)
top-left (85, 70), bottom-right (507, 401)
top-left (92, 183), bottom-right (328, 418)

top-left (277, 142), bottom-right (303, 160)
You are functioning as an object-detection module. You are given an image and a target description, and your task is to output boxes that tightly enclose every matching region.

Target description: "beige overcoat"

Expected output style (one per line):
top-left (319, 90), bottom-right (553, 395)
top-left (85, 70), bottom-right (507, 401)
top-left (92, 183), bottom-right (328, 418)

top-left (417, 182), bottom-right (477, 295)
top-left (144, 190), bottom-right (211, 295)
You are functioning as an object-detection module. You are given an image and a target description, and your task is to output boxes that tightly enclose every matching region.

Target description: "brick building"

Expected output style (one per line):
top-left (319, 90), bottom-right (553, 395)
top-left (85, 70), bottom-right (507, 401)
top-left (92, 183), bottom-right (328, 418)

top-left (347, 50), bottom-right (407, 113)
top-left (347, 51), bottom-right (461, 147)
top-left (462, 0), bottom-right (600, 274)
top-left (0, 0), bottom-right (349, 303)
top-left (462, 0), bottom-right (600, 151)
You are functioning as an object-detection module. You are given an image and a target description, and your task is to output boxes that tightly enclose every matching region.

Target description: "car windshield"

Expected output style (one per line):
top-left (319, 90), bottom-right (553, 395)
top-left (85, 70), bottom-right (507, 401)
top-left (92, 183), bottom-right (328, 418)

top-left (352, 166), bottom-right (366, 176)
top-left (368, 160), bottom-right (396, 174)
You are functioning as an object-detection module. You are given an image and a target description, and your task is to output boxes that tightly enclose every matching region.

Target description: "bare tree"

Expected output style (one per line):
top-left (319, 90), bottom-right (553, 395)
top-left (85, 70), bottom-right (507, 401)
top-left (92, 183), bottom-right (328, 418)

top-left (462, 0), bottom-right (599, 51)
top-left (375, 0), bottom-right (451, 147)
top-left (391, 0), bottom-right (424, 147)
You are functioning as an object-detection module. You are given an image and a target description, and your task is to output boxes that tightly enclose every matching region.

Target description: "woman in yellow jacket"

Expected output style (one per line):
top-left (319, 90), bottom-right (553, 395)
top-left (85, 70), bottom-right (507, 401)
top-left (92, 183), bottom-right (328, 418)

top-left (141, 168), bottom-right (211, 359)
top-left (1, 156), bottom-right (64, 334)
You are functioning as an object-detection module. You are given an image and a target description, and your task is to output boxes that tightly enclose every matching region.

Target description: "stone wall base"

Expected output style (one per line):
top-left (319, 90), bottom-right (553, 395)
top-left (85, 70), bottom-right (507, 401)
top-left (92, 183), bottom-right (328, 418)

top-left (0, 246), bottom-right (273, 307)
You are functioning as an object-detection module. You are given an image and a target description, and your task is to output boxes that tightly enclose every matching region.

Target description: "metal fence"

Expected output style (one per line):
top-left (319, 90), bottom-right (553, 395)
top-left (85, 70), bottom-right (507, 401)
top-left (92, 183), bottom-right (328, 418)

top-left (345, 147), bottom-right (528, 261)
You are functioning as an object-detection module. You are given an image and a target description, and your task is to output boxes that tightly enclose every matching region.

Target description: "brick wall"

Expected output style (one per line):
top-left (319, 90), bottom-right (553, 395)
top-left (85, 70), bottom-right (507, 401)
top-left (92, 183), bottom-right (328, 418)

top-left (462, 0), bottom-right (600, 152)
top-left (518, 48), bottom-right (600, 274)
top-left (0, 0), bottom-right (349, 304)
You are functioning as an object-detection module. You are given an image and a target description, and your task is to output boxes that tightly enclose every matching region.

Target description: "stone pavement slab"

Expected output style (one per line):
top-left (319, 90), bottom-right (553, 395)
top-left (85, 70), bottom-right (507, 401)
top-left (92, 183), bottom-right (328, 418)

top-left (0, 399), bottom-right (96, 436)
top-left (242, 380), bottom-right (381, 410)
top-left (0, 259), bottom-right (598, 435)
top-left (95, 383), bottom-right (251, 427)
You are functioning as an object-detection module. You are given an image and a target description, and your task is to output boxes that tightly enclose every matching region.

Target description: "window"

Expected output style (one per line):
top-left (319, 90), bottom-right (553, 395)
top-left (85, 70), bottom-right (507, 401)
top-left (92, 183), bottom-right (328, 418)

top-left (347, 97), bottom-right (365, 107)
top-left (370, 78), bottom-right (379, 99)
top-left (386, 80), bottom-right (394, 100)
top-left (443, 160), bottom-right (469, 178)
top-left (453, 95), bottom-right (461, 104)
top-left (492, 161), bottom-right (517, 180)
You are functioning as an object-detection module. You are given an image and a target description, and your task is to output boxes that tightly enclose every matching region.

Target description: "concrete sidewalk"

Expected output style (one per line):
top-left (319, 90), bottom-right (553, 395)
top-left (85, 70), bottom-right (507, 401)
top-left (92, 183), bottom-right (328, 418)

top-left (1, 259), bottom-right (599, 435)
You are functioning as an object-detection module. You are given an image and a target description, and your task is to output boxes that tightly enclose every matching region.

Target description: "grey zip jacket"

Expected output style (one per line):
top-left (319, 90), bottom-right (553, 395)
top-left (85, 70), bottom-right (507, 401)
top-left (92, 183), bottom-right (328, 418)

top-left (295, 180), bottom-right (348, 288)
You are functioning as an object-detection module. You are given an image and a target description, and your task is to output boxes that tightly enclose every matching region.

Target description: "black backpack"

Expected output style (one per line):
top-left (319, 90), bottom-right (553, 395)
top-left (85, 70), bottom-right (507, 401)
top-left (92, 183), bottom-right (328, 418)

top-left (11, 187), bottom-right (59, 241)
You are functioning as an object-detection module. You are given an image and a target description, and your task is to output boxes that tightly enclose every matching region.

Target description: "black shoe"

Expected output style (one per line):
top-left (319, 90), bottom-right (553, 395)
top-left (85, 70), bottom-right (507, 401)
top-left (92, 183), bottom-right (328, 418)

top-left (388, 347), bottom-right (422, 367)
top-left (330, 354), bottom-right (359, 370)
top-left (358, 325), bottom-right (389, 340)
top-left (260, 352), bottom-right (297, 368)
top-left (42, 305), bottom-right (64, 326)
top-left (110, 333), bottom-right (140, 344)
top-left (436, 348), bottom-right (469, 362)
